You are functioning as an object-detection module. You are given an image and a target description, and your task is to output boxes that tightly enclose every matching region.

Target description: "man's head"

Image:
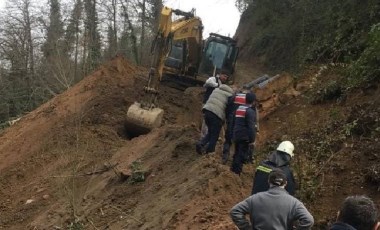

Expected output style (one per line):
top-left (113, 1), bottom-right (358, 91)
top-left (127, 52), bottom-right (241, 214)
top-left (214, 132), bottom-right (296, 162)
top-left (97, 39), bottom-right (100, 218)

top-left (268, 169), bottom-right (287, 187)
top-left (245, 92), bottom-right (256, 105)
top-left (337, 195), bottom-right (379, 230)
top-left (218, 69), bottom-right (230, 83)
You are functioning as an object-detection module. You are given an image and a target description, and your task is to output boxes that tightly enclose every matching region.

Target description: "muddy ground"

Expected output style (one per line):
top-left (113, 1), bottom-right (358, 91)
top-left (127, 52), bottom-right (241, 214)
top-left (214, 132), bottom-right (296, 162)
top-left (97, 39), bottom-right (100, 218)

top-left (0, 57), bottom-right (379, 229)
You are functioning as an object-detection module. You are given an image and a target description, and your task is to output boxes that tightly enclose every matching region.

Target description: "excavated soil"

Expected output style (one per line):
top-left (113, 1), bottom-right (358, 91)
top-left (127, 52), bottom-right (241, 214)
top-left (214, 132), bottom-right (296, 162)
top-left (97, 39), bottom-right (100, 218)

top-left (0, 56), bottom-right (379, 229)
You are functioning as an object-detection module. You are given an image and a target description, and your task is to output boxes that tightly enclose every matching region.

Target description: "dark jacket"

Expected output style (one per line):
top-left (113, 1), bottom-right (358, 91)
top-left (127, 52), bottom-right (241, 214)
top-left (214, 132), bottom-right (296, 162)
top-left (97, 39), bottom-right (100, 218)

top-left (252, 151), bottom-right (296, 195)
top-left (232, 105), bottom-right (256, 143)
top-left (230, 186), bottom-right (314, 230)
top-left (226, 93), bottom-right (248, 122)
top-left (329, 222), bottom-right (356, 230)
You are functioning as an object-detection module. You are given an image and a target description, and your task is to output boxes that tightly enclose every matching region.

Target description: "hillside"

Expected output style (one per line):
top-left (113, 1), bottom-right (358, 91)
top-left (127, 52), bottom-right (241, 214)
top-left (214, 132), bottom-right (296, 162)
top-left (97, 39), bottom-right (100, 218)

top-left (0, 55), bottom-right (379, 229)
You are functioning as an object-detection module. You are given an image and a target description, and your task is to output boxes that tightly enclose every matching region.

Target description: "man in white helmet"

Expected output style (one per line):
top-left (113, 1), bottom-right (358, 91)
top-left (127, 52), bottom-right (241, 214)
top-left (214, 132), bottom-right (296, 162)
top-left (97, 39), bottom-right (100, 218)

top-left (251, 141), bottom-right (296, 195)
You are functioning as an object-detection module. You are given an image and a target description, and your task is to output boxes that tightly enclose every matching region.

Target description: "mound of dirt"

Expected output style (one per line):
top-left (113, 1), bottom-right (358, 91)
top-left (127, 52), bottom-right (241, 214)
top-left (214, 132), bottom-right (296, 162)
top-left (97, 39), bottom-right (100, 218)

top-left (1, 55), bottom-right (380, 230)
top-left (0, 56), bottom-right (245, 229)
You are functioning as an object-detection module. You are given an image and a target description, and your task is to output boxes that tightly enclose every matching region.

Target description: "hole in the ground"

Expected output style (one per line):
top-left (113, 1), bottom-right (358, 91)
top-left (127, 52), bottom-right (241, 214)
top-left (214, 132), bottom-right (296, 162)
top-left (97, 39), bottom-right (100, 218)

top-left (119, 120), bottom-right (151, 140)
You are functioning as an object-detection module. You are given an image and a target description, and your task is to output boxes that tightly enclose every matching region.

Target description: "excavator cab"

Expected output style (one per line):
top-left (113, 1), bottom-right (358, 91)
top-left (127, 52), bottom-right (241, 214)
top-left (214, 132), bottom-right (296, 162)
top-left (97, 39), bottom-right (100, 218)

top-left (165, 41), bottom-right (185, 69)
top-left (198, 33), bottom-right (239, 82)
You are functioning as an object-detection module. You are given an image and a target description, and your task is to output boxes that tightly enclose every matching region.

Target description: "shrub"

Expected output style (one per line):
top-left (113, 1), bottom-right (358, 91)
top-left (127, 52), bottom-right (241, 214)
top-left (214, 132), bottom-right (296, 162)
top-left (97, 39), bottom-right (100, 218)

top-left (347, 23), bottom-right (380, 87)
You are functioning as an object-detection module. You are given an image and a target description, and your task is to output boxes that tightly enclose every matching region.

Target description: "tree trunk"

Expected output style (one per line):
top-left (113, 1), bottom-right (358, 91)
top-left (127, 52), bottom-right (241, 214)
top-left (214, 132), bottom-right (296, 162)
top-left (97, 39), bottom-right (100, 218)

top-left (140, 0), bottom-right (146, 65)
top-left (112, 0), bottom-right (117, 52)
top-left (120, 0), bottom-right (139, 63)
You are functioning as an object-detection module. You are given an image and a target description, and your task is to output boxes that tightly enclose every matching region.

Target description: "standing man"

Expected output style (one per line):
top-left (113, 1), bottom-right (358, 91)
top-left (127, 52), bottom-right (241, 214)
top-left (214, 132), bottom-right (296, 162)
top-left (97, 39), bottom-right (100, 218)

top-left (223, 90), bottom-right (248, 164)
top-left (202, 69), bottom-right (229, 104)
top-left (196, 84), bottom-right (233, 154)
top-left (200, 69), bottom-right (229, 139)
top-left (230, 169), bottom-right (314, 230)
top-left (251, 141), bottom-right (296, 195)
top-left (330, 195), bottom-right (379, 230)
top-left (230, 93), bottom-right (257, 175)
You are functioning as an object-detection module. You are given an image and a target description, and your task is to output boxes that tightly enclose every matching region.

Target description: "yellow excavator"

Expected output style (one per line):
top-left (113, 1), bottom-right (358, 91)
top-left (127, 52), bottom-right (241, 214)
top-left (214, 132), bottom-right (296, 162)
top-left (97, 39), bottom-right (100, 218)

top-left (126, 6), bottom-right (204, 135)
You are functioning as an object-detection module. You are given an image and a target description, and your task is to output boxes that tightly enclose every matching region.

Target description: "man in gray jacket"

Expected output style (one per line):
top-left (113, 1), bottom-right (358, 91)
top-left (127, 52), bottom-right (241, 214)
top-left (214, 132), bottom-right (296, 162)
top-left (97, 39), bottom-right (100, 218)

top-left (196, 84), bottom-right (234, 154)
top-left (230, 169), bottom-right (314, 230)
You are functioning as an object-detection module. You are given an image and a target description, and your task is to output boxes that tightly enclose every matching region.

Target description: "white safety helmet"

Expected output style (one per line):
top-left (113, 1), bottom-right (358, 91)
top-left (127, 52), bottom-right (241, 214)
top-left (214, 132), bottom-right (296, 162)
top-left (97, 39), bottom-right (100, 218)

top-left (276, 141), bottom-right (294, 158)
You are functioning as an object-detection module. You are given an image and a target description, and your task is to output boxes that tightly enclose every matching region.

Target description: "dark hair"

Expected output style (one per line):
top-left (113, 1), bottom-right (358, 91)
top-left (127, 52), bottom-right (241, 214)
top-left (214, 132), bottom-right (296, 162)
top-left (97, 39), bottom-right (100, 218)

top-left (338, 195), bottom-right (378, 230)
top-left (218, 69), bottom-right (230, 77)
top-left (245, 93), bottom-right (256, 104)
top-left (268, 168), bottom-right (287, 186)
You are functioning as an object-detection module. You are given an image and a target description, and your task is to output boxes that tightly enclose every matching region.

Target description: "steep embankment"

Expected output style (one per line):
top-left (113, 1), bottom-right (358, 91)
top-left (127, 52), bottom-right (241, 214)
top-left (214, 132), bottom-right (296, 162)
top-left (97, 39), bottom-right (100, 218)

top-left (0, 57), bottom-right (251, 229)
top-left (1, 56), bottom-right (379, 229)
top-left (248, 67), bottom-right (380, 227)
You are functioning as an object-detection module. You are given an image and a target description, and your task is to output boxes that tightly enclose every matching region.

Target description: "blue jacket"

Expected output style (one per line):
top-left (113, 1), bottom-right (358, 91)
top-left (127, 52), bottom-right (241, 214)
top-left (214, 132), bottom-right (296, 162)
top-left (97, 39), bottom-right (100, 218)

top-left (232, 105), bottom-right (256, 143)
top-left (252, 151), bottom-right (296, 195)
top-left (226, 93), bottom-right (247, 122)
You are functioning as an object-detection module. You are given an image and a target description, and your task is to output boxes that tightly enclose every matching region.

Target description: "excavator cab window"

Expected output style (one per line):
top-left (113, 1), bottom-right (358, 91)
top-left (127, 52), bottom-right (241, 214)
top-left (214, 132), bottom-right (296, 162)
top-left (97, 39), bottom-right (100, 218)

top-left (224, 45), bottom-right (239, 74)
top-left (205, 41), bottom-right (228, 69)
top-left (169, 43), bottom-right (183, 60)
top-left (165, 42), bottom-right (184, 69)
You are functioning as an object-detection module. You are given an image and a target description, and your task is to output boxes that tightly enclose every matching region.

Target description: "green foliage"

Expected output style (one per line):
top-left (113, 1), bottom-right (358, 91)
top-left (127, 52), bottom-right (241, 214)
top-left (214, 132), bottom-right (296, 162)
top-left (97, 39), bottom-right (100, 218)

top-left (240, 0), bottom-right (380, 71)
top-left (64, 0), bottom-right (83, 54)
top-left (342, 119), bottom-right (358, 137)
top-left (129, 160), bottom-right (146, 183)
top-left (309, 80), bottom-right (343, 104)
top-left (67, 220), bottom-right (84, 230)
top-left (42, 0), bottom-right (65, 58)
top-left (329, 107), bottom-right (340, 120)
top-left (346, 23), bottom-right (380, 87)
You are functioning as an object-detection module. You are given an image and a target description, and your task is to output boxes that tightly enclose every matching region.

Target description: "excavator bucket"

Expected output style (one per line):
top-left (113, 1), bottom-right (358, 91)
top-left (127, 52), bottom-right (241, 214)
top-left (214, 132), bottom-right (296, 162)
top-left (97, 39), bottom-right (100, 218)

top-left (125, 102), bottom-right (164, 137)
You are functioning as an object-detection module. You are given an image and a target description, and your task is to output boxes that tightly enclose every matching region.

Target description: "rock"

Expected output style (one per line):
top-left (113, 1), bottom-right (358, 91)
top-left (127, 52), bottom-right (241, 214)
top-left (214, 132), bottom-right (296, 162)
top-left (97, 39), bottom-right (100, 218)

top-left (25, 199), bottom-right (34, 204)
top-left (43, 194), bottom-right (50, 200)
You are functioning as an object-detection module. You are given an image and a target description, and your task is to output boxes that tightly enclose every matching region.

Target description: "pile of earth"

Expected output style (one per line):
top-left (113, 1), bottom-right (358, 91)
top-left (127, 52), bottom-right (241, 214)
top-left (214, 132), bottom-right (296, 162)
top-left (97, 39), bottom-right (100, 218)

top-left (1, 56), bottom-right (379, 230)
top-left (0, 56), bottom-right (250, 229)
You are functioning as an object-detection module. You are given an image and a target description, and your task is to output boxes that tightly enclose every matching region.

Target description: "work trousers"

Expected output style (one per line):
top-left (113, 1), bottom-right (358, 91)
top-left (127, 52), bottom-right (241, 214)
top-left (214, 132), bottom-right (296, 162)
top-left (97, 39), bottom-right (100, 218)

top-left (222, 117), bottom-right (233, 162)
top-left (198, 110), bottom-right (223, 153)
top-left (231, 140), bottom-right (249, 175)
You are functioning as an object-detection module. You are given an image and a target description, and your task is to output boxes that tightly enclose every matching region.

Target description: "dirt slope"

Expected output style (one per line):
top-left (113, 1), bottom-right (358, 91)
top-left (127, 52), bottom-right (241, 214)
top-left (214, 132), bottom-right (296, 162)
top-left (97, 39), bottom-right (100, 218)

top-left (1, 56), bottom-right (379, 229)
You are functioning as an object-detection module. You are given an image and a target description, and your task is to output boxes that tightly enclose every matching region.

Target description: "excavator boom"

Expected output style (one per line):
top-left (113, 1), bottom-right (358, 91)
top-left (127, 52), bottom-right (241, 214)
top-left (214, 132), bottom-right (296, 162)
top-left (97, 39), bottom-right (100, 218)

top-left (126, 6), bottom-right (203, 135)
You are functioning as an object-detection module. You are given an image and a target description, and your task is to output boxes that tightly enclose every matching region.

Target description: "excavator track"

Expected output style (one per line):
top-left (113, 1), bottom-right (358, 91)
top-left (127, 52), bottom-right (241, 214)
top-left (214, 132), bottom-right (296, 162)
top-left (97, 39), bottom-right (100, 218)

top-left (160, 74), bottom-right (204, 91)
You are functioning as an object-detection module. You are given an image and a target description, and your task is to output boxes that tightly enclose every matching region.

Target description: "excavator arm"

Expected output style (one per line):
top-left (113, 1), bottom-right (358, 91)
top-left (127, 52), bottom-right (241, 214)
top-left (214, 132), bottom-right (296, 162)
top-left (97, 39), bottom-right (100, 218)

top-left (126, 6), bottom-right (203, 135)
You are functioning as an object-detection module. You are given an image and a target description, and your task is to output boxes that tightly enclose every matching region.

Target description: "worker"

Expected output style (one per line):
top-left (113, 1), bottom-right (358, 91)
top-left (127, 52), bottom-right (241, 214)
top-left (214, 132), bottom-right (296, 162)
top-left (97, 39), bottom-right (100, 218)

top-left (196, 84), bottom-right (233, 154)
top-left (230, 93), bottom-right (257, 175)
top-left (230, 169), bottom-right (314, 230)
top-left (200, 69), bottom-right (229, 140)
top-left (223, 90), bottom-right (257, 165)
top-left (330, 195), bottom-right (379, 230)
top-left (251, 141), bottom-right (296, 195)
top-left (202, 69), bottom-right (229, 104)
